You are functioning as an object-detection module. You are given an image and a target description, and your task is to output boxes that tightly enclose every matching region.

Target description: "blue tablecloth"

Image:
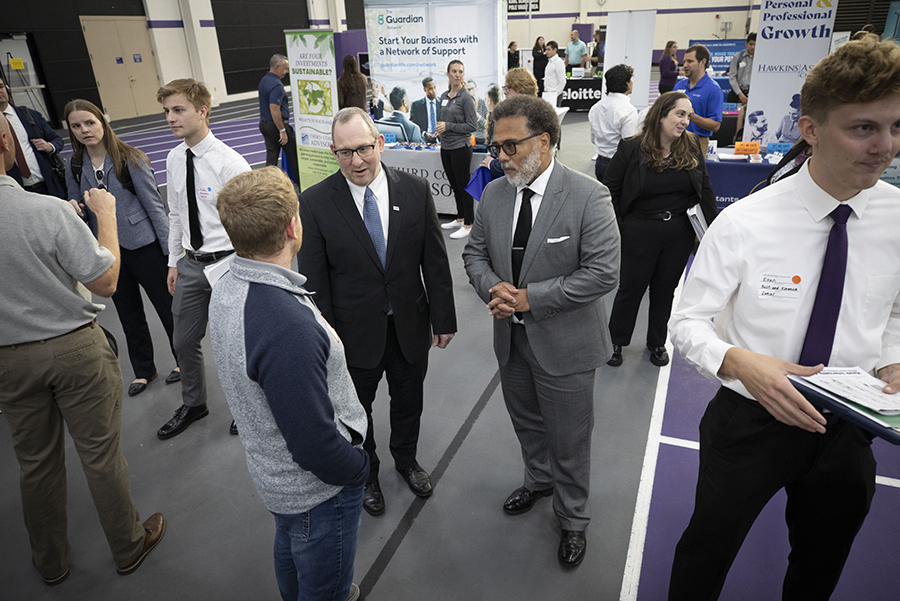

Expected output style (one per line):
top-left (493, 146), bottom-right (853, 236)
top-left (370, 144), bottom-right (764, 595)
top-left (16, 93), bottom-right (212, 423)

top-left (706, 159), bottom-right (773, 212)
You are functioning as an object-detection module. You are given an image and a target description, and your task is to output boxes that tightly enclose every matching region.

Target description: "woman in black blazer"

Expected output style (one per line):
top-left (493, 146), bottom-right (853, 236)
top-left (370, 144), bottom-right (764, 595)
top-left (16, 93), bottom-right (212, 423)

top-left (603, 91), bottom-right (718, 367)
top-left (532, 37), bottom-right (548, 95)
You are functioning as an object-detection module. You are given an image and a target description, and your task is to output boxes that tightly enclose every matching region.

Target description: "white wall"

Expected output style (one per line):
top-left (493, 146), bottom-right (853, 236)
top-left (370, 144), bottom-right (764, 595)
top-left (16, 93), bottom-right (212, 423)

top-left (507, 0), bottom-right (760, 52)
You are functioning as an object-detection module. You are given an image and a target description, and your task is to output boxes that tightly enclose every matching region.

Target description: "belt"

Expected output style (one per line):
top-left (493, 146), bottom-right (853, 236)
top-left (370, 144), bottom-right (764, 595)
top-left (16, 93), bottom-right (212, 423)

top-left (185, 249), bottom-right (234, 264)
top-left (596, 155), bottom-right (612, 161)
top-left (23, 182), bottom-right (48, 193)
top-left (1, 319), bottom-right (96, 349)
top-left (630, 211), bottom-right (685, 222)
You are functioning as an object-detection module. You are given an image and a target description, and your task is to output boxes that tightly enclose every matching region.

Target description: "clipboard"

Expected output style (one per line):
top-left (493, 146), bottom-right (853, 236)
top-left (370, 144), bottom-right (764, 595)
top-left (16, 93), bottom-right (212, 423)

top-left (789, 376), bottom-right (900, 444)
top-left (687, 205), bottom-right (708, 240)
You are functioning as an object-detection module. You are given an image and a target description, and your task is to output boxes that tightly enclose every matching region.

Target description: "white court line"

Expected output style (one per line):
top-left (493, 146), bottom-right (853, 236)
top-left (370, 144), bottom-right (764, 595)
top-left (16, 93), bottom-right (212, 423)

top-left (659, 436), bottom-right (700, 451)
top-left (619, 276), bottom-right (684, 601)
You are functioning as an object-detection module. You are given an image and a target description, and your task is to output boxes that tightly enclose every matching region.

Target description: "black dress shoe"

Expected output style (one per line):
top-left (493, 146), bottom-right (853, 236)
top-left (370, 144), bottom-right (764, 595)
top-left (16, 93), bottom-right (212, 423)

top-left (157, 404), bottom-right (209, 440)
top-left (230, 420), bottom-right (238, 435)
top-left (165, 369), bottom-right (181, 384)
top-left (363, 480), bottom-right (385, 516)
top-left (128, 373), bottom-right (157, 397)
top-left (396, 463), bottom-right (433, 498)
top-left (558, 530), bottom-right (587, 566)
top-left (607, 344), bottom-right (623, 367)
top-left (648, 345), bottom-right (669, 366)
top-left (502, 486), bottom-right (553, 515)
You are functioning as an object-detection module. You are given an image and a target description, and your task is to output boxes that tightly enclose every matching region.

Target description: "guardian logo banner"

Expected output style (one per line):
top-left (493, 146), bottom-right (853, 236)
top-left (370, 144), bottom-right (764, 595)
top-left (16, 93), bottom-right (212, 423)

top-left (363, 0), bottom-right (502, 131)
top-left (742, 0), bottom-right (838, 149)
top-left (285, 29), bottom-right (340, 191)
top-left (363, 0), bottom-right (503, 210)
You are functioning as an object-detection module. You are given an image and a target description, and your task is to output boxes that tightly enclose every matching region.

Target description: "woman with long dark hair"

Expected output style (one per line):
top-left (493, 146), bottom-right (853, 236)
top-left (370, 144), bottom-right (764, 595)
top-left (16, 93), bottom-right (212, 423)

top-left (436, 59), bottom-right (477, 239)
top-left (337, 54), bottom-right (367, 110)
top-left (64, 99), bottom-right (178, 395)
top-left (658, 41), bottom-right (679, 94)
top-left (532, 36), bottom-right (548, 96)
top-left (603, 91), bottom-right (718, 367)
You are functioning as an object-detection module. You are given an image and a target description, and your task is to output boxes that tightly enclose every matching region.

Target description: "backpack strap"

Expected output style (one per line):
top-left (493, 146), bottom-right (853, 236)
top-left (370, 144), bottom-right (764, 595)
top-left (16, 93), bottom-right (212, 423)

top-left (70, 152), bottom-right (83, 187)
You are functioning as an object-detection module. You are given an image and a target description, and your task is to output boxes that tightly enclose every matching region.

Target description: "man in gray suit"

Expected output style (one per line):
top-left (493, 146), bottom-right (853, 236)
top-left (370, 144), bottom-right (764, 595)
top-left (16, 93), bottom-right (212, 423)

top-left (463, 95), bottom-right (619, 567)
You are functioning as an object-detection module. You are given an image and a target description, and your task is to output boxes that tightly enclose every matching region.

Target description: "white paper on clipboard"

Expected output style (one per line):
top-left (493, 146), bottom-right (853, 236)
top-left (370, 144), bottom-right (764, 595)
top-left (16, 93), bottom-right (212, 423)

top-left (203, 254), bottom-right (234, 287)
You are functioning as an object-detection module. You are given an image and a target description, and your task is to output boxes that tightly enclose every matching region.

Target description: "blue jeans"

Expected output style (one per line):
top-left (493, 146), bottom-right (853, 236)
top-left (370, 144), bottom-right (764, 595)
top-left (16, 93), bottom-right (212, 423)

top-left (271, 484), bottom-right (364, 601)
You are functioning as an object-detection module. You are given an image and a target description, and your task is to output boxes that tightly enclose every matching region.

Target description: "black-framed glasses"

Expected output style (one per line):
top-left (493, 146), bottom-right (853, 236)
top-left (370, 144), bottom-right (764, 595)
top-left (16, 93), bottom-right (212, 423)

top-left (95, 169), bottom-right (106, 190)
top-left (333, 144), bottom-right (377, 161)
top-left (486, 132), bottom-right (542, 158)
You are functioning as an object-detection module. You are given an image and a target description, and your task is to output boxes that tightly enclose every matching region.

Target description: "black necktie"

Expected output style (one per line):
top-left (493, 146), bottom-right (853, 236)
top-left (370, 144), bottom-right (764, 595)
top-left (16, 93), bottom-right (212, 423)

top-left (512, 188), bottom-right (535, 320)
top-left (186, 148), bottom-right (203, 251)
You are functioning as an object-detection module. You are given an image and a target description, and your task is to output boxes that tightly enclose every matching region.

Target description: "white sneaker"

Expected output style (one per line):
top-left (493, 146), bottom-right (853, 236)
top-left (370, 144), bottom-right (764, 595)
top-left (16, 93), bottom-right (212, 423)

top-left (441, 220), bottom-right (464, 230)
top-left (449, 227), bottom-right (471, 239)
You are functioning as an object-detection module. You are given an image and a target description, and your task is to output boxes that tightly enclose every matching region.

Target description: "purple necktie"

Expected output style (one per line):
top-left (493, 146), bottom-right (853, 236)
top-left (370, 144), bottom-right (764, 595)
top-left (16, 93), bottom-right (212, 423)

top-left (798, 204), bottom-right (852, 366)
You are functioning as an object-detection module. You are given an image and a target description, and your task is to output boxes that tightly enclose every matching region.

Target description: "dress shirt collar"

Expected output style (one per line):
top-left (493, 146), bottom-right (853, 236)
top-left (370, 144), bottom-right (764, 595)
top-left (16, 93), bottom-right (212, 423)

top-left (187, 130), bottom-right (217, 157)
top-left (517, 157), bottom-right (555, 199)
top-left (233, 255), bottom-right (308, 288)
top-left (345, 161), bottom-right (387, 203)
top-left (794, 160), bottom-right (869, 222)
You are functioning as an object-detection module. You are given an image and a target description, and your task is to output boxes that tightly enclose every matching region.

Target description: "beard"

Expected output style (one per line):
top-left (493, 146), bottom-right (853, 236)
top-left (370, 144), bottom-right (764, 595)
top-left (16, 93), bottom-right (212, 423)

top-left (502, 142), bottom-right (543, 188)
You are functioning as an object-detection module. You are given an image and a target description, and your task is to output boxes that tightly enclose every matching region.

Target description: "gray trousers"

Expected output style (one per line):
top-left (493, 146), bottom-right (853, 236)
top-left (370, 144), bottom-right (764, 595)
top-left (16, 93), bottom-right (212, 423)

top-left (172, 255), bottom-right (213, 408)
top-left (499, 324), bottom-right (595, 531)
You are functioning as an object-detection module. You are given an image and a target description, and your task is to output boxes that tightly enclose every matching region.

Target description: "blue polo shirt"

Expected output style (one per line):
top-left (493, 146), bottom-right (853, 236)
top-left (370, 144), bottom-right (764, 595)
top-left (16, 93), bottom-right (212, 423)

top-left (673, 73), bottom-right (724, 138)
top-left (259, 71), bottom-right (289, 121)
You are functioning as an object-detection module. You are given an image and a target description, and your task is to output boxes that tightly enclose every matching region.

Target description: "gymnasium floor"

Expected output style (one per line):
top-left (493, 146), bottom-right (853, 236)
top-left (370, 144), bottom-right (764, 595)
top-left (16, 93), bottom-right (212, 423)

top-left (2, 103), bottom-right (897, 601)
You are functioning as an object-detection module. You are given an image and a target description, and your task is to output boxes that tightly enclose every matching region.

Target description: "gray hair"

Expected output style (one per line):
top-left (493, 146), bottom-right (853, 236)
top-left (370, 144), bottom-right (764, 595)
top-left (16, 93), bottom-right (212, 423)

top-left (332, 107), bottom-right (379, 142)
top-left (269, 54), bottom-right (288, 69)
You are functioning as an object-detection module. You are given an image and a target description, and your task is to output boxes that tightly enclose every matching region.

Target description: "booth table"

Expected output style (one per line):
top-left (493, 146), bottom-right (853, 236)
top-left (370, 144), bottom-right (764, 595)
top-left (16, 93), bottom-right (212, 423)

top-left (561, 77), bottom-right (603, 111)
top-left (381, 147), bottom-right (489, 215)
top-left (706, 155), bottom-right (773, 212)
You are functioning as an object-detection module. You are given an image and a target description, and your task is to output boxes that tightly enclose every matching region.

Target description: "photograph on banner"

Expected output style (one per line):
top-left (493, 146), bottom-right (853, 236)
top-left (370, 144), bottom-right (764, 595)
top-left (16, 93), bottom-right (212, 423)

top-left (285, 29), bottom-right (339, 190)
top-left (886, 2), bottom-right (900, 43)
top-left (742, 1), bottom-right (838, 147)
top-left (364, 0), bottom-right (503, 145)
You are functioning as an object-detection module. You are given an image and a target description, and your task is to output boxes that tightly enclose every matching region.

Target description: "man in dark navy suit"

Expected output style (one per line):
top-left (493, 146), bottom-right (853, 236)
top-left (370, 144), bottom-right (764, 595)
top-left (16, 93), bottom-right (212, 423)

top-left (383, 87), bottom-right (424, 144)
top-left (297, 107), bottom-right (456, 517)
top-left (410, 77), bottom-right (441, 142)
top-left (0, 77), bottom-right (65, 198)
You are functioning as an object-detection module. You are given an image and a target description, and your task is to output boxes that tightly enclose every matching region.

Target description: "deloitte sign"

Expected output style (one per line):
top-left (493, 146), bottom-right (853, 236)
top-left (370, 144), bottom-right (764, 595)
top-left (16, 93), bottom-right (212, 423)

top-left (561, 80), bottom-right (604, 111)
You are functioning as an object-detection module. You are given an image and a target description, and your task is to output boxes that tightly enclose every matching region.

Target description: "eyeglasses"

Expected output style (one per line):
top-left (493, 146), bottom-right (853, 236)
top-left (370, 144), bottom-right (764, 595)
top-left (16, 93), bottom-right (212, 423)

top-left (333, 144), bottom-right (377, 161)
top-left (486, 132), bottom-right (542, 158)
top-left (95, 169), bottom-right (106, 190)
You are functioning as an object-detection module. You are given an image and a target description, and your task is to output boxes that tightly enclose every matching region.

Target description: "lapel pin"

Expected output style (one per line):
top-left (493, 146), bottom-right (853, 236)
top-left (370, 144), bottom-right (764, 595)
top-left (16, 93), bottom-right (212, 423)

top-left (392, 206), bottom-right (400, 211)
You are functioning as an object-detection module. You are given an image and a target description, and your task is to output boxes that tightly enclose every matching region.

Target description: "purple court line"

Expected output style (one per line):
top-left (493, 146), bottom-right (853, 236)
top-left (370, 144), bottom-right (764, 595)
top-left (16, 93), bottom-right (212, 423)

top-left (636, 349), bottom-right (900, 599)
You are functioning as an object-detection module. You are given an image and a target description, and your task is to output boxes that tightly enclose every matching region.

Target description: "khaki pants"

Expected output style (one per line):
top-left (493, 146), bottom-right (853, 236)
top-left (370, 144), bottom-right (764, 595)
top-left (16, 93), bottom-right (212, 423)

top-left (698, 136), bottom-right (710, 157)
top-left (0, 322), bottom-right (144, 578)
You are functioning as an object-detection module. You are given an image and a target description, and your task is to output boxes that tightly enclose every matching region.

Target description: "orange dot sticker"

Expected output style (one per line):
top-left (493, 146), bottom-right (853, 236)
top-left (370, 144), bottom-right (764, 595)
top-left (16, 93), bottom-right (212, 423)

top-left (792, 275), bottom-right (801, 284)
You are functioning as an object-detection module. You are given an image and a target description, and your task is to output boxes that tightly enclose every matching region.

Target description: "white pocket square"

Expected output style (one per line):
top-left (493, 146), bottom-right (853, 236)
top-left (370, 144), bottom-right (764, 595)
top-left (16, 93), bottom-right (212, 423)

top-left (547, 236), bottom-right (570, 244)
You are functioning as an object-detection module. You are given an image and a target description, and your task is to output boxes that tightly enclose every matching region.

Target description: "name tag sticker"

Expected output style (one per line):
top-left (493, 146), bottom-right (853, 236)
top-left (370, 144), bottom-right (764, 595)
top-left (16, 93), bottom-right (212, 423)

top-left (759, 274), bottom-right (802, 300)
top-left (441, 99), bottom-right (449, 107)
top-left (198, 186), bottom-right (213, 201)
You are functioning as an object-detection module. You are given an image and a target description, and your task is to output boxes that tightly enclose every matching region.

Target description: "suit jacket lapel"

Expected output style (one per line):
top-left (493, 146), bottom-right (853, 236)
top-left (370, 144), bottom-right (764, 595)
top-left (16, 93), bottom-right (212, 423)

top-left (384, 165), bottom-right (403, 271)
top-left (494, 178), bottom-right (516, 283)
top-left (330, 172), bottom-right (385, 272)
top-left (519, 162), bottom-right (566, 283)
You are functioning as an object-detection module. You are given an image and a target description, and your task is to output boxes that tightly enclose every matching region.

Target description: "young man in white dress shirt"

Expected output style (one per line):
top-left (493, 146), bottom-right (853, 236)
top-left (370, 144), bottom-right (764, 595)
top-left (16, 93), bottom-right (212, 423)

top-left (542, 41), bottom-right (566, 107)
top-left (667, 38), bottom-right (900, 600)
top-left (155, 79), bottom-right (251, 440)
top-left (588, 64), bottom-right (640, 182)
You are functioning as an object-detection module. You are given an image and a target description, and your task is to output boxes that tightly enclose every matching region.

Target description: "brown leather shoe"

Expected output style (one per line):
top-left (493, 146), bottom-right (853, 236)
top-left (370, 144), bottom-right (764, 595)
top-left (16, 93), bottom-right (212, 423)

top-left (117, 513), bottom-right (166, 575)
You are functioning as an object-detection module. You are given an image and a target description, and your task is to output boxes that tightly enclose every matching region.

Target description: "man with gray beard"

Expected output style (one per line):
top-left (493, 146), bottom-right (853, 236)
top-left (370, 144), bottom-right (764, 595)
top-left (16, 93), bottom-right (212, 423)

top-left (462, 95), bottom-right (620, 567)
